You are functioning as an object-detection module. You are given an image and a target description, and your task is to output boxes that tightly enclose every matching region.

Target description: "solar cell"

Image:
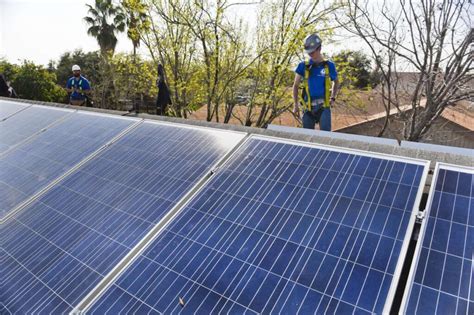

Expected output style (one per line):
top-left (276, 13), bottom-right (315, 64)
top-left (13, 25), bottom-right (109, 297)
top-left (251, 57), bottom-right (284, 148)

top-left (0, 100), bottom-right (30, 120)
top-left (1, 121), bottom-right (245, 313)
top-left (0, 111), bottom-right (136, 219)
top-left (401, 163), bottom-right (473, 315)
top-left (0, 105), bottom-right (73, 154)
top-left (86, 136), bottom-right (429, 314)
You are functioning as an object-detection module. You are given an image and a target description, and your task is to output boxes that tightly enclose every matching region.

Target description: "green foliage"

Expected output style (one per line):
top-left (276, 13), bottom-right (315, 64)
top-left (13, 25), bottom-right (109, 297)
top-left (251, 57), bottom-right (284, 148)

top-left (10, 61), bottom-right (67, 102)
top-left (110, 53), bottom-right (157, 104)
top-left (0, 58), bottom-right (19, 82)
top-left (331, 50), bottom-right (378, 89)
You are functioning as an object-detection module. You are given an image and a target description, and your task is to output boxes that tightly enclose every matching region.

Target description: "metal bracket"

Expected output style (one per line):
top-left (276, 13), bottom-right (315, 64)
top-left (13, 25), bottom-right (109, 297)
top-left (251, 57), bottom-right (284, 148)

top-left (210, 167), bottom-right (221, 175)
top-left (415, 210), bottom-right (425, 223)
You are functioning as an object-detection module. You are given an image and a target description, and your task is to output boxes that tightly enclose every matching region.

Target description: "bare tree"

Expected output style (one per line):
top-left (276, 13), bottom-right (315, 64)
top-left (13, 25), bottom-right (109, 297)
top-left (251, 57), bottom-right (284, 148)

top-left (339, 0), bottom-right (473, 140)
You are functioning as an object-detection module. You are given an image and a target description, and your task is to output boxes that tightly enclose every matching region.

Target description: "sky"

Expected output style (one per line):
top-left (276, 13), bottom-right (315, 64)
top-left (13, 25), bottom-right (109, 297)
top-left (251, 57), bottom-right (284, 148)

top-left (0, 0), bottom-right (133, 65)
top-left (0, 0), bottom-right (360, 66)
top-left (0, 0), bottom-right (266, 66)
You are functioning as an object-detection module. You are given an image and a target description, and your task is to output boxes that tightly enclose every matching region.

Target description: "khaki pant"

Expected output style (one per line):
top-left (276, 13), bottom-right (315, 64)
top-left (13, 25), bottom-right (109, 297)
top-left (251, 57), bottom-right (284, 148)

top-left (70, 99), bottom-right (86, 106)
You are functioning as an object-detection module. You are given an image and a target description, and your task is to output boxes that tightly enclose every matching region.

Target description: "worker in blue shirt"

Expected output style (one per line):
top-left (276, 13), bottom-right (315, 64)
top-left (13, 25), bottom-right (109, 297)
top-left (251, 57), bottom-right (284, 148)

top-left (66, 65), bottom-right (91, 106)
top-left (293, 34), bottom-right (339, 131)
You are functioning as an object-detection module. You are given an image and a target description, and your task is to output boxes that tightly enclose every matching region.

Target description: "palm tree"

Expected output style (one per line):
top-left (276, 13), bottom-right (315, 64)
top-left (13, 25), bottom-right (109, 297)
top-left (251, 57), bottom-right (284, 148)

top-left (84, 0), bottom-right (126, 57)
top-left (121, 0), bottom-right (150, 59)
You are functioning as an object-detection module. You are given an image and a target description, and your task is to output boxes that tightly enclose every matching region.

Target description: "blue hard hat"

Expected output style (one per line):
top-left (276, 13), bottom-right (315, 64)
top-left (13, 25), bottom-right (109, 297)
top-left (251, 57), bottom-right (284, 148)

top-left (304, 34), bottom-right (322, 54)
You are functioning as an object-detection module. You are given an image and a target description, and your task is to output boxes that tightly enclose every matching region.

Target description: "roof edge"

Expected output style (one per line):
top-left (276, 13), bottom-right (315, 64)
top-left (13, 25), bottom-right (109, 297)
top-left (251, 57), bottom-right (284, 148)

top-left (1, 96), bottom-right (471, 168)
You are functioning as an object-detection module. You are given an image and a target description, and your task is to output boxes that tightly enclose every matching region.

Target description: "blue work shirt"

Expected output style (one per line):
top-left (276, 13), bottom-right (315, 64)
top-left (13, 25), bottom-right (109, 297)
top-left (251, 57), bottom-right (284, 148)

top-left (294, 59), bottom-right (337, 100)
top-left (66, 76), bottom-right (91, 100)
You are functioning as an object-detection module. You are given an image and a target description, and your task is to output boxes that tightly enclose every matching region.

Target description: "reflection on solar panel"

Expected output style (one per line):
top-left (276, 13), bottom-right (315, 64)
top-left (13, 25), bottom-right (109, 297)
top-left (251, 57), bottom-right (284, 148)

top-left (0, 100), bottom-right (29, 120)
top-left (1, 121), bottom-right (244, 314)
top-left (87, 136), bottom-right (428, 314)
top-left (0, 112), bottom-right (135, 219)
top-left (401, 163), bottom-right (473, 314)
top-left (0, 105), bottom-right (72, 154)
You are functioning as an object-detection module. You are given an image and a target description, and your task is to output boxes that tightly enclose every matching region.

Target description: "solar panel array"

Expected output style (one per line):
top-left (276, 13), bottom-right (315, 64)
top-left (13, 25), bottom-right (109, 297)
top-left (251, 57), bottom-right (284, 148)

top-left (402, 163), bottom-right (473, 314)
top-left (2, 117), bottom-right (244, 313)
top-left (3, 100), bottom-right (468, 314)
top-left (86, 137), bottom-right (428, 314)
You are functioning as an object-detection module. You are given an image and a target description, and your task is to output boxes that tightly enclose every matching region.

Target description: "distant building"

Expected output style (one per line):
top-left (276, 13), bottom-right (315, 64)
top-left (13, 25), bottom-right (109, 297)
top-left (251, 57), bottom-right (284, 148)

top-left (336, 105), bottom-right (474, 149)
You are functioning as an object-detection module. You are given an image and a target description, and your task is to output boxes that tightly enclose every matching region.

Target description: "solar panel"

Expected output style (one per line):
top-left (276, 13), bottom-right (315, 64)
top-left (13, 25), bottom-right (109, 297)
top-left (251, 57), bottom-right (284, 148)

top-left (0, 111), bottom-right (135, 219)
top-left (401, 163), bottom-right (473, 314)
top-left (0, 105), bottom-right (73, 154)
top-left (0, 100), bottom-right (30, 120)
top-left (1, 121), bottom-right (245, 314)
top-left (85, 135), bottom-right (429, 314)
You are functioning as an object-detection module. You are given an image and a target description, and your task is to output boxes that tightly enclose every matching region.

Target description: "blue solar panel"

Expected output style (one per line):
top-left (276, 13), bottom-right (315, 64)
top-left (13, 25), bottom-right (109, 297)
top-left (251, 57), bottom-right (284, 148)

top-left (0, 105), bottom-right (72, 154)
top-left (402, 163), bottom-right (473, 314)
top-left (0, 100), bottom-right (30, 120)
top-left (1, 121), bottom-right (244, 313)
top-left (88, 136), bottom-right (428, 314)
top-left (0, 112), bottom-right (134, 218)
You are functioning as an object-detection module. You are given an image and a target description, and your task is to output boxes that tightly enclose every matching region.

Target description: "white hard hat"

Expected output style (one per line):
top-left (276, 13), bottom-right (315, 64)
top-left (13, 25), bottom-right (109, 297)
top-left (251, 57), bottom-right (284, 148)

top-left (72, 65), bottom-right (81, 71)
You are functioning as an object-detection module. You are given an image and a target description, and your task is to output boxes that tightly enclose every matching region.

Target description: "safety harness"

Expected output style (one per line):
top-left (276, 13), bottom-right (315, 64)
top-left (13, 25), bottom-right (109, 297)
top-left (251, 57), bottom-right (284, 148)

top-left (301, 59), bottom-right (331, 111)
top-left (71, 77), bottom-right (84, 94)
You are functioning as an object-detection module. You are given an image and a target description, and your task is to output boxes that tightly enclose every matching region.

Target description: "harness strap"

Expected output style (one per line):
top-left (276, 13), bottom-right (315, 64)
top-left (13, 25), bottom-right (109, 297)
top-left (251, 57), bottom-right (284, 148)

top-left (300, 60), bottom-right (332, 110)
top-left (71, 78), bottom-right (84, 94)
top-left (323, 63), bottom-right (330, 108)
top-left (303, 59), bottom-right (312, 111)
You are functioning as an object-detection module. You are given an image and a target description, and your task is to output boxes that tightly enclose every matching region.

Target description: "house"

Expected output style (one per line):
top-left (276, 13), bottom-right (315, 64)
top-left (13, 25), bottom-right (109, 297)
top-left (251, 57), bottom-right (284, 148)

top-left (336, 101), bottom-right (474, 149)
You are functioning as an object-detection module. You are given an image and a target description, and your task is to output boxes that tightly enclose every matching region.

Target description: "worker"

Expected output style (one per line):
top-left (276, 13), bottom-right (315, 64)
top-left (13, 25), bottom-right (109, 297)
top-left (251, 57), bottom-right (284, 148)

top-left (293, 34), bottom-right (339, 131)
top-left (156, 64), bottom-right (171, 115)
top-left (66, 65), bottom-right (91, 106)
top-left (0, 74), bottom-right (15, 97)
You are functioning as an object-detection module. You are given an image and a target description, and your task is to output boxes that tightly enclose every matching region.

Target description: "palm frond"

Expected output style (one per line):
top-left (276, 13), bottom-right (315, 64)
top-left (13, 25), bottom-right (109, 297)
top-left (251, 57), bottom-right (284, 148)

top-left (87, 25), bottom-right (100, 36)
top-left (84, 16), bottom-right (97, 25)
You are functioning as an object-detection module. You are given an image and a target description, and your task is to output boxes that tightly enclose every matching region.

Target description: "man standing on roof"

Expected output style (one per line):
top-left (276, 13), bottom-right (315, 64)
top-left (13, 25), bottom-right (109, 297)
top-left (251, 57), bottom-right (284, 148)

top-left (293, 34), bottom-right (339, 131)
top-left (0, 74), bottom-right (11, 97)
top-left (156, 64), bottom-right (172, 116)
top-left (66, 65), bottom-right (91, 106)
